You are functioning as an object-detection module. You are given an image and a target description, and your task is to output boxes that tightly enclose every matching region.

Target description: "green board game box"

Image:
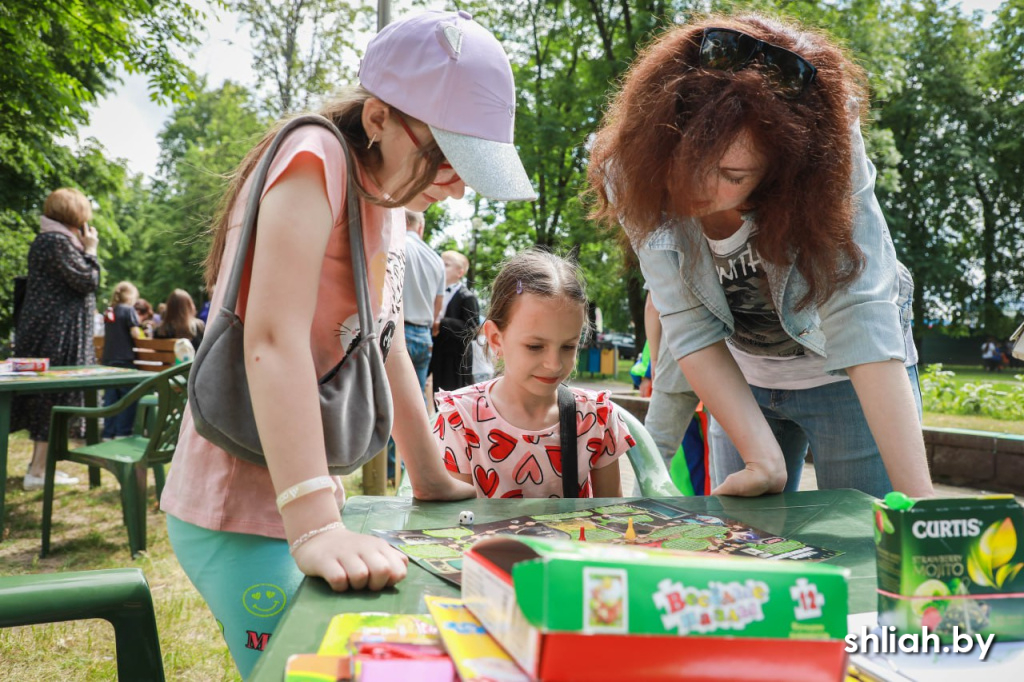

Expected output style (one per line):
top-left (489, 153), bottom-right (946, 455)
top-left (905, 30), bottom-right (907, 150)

top-left (462, 535), bottom-right (849, 681)
top-left (873, 495), bottom-right (1024, 641)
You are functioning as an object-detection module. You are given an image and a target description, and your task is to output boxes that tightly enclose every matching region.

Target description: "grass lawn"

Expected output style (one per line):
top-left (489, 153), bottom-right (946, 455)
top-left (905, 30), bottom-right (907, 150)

top-left (925, 364), bottom-right (1024, 391)
top-left (0, 431), bottom-right (242, 681)
top-left (0, 434), bottom-right (374, 682)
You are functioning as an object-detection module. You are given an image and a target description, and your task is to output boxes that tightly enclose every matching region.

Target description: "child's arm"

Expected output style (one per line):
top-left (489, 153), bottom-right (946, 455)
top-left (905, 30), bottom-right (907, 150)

top-left (429, 394), bottom-right (478, 493)
top-left (244, 154), bottom-right (407, 592)
top-left (129, 307), bottom-right (144, 340)
top-left (591, 460), bottom-right (623, 497)
top-left (386, 323), bottom-right (475, 500)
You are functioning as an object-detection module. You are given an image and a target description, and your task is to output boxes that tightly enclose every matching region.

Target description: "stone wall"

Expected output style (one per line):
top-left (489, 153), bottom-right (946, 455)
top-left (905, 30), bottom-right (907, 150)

top-left (925, 428), bottom-right (1024, 495)
top-left (611, 393), bottom-right (1024, 495)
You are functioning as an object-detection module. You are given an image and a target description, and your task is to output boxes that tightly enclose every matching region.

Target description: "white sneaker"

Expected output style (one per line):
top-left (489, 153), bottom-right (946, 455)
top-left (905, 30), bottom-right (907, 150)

top-left (23, 470), bottom-right (80, 491)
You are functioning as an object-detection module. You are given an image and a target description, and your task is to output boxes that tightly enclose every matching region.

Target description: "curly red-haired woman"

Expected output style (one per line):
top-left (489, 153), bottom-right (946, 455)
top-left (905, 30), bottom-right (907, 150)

top-left (589, 14), bottom-right (933, 499)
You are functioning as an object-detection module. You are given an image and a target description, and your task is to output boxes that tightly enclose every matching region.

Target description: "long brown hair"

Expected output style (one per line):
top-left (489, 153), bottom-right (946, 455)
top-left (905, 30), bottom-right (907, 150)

top-left (203, 86), bottom-right (446, 291)
top-left (158, 288), bottom-right (200, 337)
top-left (589, 14), bottom-right (868, 309)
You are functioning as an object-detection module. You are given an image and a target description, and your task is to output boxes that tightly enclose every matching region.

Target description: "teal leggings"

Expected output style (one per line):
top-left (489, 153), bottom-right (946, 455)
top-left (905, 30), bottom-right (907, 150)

top-left (166, 515), bottom-right (304, 680)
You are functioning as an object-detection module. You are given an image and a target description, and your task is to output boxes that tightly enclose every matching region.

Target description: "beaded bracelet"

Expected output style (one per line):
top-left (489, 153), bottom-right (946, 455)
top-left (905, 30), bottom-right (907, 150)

top-left (289, 521), bottom-right (344, 554)
top-left (276, 476), bottom-right (337, 512)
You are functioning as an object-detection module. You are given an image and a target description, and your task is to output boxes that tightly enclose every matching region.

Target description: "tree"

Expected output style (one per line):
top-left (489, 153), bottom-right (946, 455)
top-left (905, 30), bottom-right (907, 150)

top-left (455, 0), bottom-right (686, 343)
top-left (0, 0), bottom-right (203, 339)
top-left (876, 0), bottom-right (1022, 335)
top-left (233, 0), bottom-right (376, 116)
top-left (103, 78), bottom-right (269, 306)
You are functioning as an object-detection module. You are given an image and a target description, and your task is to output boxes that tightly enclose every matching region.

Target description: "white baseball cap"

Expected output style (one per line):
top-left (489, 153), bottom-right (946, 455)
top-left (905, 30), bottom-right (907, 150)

top-left (359, 10), bottom-right (537, 201)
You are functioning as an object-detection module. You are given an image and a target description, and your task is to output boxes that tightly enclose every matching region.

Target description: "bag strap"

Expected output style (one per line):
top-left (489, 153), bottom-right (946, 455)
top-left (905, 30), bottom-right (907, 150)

top-left (558, 385), bottom-right (579, 499)
top-left (221, 114), bottom-right (375, 337)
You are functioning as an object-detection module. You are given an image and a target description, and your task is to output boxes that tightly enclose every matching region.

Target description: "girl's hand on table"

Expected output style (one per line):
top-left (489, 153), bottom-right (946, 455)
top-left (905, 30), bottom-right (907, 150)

top-left (292, 527), bottom-right (408, 591)
top-left (412, 473), bottom-right (476, 501)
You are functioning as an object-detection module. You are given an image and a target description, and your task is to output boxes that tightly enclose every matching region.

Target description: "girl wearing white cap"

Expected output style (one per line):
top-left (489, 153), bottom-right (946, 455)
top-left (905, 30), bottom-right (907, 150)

top-left (160, 11), bottom-right (534, 675)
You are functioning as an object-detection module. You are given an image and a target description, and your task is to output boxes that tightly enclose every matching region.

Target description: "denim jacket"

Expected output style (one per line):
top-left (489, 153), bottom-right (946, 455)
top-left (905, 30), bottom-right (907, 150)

top-left (636, 124), bottom-right (917, 376)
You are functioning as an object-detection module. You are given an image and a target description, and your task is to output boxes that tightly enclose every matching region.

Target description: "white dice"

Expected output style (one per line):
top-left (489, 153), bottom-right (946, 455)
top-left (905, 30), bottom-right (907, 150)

top-left (459, 510), bottom-right (475, 526)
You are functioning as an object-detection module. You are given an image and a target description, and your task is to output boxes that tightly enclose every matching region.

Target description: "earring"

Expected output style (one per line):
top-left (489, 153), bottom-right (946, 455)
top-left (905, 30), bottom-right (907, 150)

top-left (367, 134), bottom-right (377, 150)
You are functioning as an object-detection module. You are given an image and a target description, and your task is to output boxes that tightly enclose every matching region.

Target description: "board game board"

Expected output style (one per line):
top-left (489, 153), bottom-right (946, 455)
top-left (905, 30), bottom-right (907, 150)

top-left (375, 498), bottom-right (841, 585)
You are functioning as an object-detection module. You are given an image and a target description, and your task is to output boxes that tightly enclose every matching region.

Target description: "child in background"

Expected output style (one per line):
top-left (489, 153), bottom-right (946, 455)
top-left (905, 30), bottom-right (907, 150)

top-left (154, 288), bottom-right (206, 350)
top-left (435, 250), bottom-right (634, 498)
top-left (134, 298), bottom-right (155, 337)
top-left (101, 281), bottom-right (143, 438)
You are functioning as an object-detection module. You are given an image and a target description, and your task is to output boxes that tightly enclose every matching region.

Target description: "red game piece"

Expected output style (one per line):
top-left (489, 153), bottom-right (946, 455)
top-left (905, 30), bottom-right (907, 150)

top-left (578, 526), bottom-right (586, 541)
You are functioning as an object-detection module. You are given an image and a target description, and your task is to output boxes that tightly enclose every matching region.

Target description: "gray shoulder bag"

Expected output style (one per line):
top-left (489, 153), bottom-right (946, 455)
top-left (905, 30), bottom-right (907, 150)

top-left (187, 114), bottom-right (393, 474)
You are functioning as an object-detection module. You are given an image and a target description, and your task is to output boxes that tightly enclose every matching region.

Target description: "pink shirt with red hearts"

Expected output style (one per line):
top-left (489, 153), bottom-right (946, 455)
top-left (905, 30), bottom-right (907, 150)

top-left (434, 379), bottom-right (634, 498)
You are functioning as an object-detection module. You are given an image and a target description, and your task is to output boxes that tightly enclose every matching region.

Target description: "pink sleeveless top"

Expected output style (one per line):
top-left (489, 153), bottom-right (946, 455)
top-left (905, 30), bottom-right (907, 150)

top-left (161, 125), bottom-right (404, 538)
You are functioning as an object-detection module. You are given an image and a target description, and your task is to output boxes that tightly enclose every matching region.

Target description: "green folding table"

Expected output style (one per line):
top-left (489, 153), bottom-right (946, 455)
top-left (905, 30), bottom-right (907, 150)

top-left (0, 366), bottom-right (153, 536)
top-left (249, 489), bottom-right (878, 681)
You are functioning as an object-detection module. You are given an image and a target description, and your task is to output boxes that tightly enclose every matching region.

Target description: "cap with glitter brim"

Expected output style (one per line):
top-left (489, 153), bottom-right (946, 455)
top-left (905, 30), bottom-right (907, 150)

top-left (430, 127), bottom-right (537, 201)
top-left (358, 10), bottom-right (537, 201)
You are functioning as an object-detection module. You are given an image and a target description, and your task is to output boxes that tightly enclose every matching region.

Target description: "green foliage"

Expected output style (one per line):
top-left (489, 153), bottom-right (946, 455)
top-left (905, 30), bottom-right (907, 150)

top-left (105, 78), bottom-right (270, 305)
top-left (874, 0), bottom-right (1023, 334)
top-left (233, 0), bottom-right (376, 116)
top-left (920, 364), bottom-right (1024, 421)
top-left (0, 0), bottom-right (203, 209)
top-left (3, 0), bottom-right (1022, 353)
top-left (0, 0), bottom-right (203, 339)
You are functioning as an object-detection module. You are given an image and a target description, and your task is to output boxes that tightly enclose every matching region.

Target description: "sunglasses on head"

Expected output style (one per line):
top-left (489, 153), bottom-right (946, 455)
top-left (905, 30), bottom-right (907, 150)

top-left (395, 113), bottom-right (462, 187)
top-left (699, 27), bottom-right (817, 99)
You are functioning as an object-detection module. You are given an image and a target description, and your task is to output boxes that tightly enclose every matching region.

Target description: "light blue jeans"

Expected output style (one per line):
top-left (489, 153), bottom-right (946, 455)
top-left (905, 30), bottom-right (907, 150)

top-left (166, 515), bottom-right (304, 680)
top-left (404, 324), bottom-right (433, 401)
top-left (708, 365), bottom-right (923, 499)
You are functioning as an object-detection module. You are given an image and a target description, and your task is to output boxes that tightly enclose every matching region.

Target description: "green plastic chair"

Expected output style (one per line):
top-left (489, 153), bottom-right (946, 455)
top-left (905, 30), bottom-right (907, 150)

top-left (617, 408), bottom-right (685, 497)
top-left (0, 568), bottom-right (165, 681)
top-left (396, 469), bottom-right (413, 497)
top-left (396, 406), bottom-right (683, 499)
top-left (42, 361), bottom-right (192, 558)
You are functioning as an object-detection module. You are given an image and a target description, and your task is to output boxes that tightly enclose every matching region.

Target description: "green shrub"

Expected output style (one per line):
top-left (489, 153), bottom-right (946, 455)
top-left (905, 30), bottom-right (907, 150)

top-left (920, 364), bottom-right (1024, 421)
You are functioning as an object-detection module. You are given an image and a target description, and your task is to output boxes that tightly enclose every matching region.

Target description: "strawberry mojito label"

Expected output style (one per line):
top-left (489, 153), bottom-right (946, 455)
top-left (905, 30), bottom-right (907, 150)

top-left (874, 493), bottom-right (1024, 641)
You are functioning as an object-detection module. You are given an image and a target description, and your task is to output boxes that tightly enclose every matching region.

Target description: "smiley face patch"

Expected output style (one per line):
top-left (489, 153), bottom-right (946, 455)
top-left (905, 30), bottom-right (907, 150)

top-left (241, 583), bottom-right (286, 617)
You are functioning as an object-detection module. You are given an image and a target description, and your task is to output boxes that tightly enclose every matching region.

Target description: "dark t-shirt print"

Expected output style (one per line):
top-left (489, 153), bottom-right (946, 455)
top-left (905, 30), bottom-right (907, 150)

top-left (708, 230), bottom-right (804, 358)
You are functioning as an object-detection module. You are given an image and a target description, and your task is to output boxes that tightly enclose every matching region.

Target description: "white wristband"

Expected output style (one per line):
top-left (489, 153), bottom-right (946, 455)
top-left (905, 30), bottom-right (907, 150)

top-left (275, 476), bottom-right (337, 512)
top-left (289, 521), bottom-right (343, 554)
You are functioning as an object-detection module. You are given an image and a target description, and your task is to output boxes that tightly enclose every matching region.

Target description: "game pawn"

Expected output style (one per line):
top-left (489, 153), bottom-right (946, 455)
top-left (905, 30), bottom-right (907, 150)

top-left (624, 516), bottom-right (637, 544)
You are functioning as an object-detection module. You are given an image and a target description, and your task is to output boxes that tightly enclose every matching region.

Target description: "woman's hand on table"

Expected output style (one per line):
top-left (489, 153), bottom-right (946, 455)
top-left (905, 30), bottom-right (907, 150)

top-left (292, 527), bottom-right (408, 591)
top-left (711, 457), bottom-right (787, 497)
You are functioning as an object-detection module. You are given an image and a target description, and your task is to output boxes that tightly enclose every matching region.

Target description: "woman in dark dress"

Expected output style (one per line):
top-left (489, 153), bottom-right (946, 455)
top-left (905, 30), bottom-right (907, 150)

top-left (13, 187), bottom-right (101, 491)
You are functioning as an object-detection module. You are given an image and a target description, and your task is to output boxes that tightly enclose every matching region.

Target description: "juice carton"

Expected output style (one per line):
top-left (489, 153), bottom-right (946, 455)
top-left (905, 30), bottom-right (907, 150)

top-left (874, 494), bottom-right (1024, 641)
